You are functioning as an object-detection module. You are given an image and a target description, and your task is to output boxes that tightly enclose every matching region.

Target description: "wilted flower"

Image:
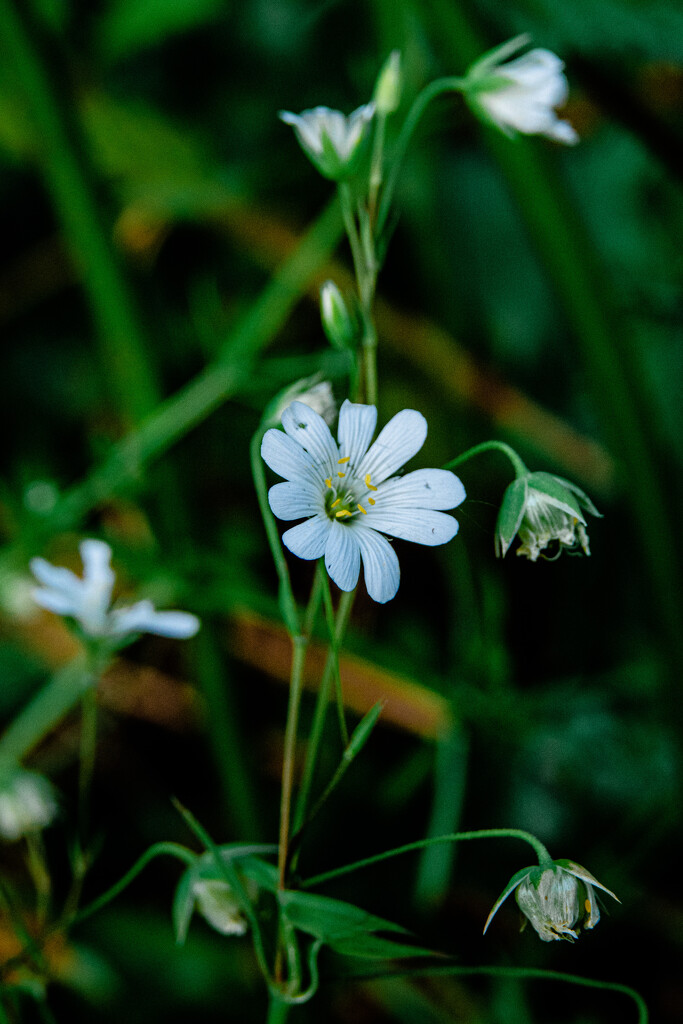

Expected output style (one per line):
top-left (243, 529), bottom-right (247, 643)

top-left (0, 768), bottom-right (57, 842)
top-left (464, 35), bottom-right (578, 145)
top-left (261, 399), bottom-right (466, 603)
top-left (496, 471), bottom-right (600, 561)
top-left (279, 103), bottom-right (375, 179)
top-left (30, 540), bottom-right (200, 641)
top-left (484, 859), bottom-right (619, 942)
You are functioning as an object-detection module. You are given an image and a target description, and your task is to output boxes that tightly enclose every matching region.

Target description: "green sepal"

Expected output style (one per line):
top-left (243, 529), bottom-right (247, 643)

top-left (550, 476), bottom-right (602, 517)
top-left (172, 862), bottom-right (196, 945)
top-left (238, 855), bottom-right (280, 894)
top-left (277, 889), bottom-right (408, 942)
top-left (495, 477), bottom-right (528, 556)
top-left (526, 472), bottom-right (586, 522)
top-left (483, 865), bottom-right (533, 933)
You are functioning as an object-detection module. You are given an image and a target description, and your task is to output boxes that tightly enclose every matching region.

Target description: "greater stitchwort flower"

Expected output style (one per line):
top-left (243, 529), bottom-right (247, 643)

top-left (261, 400), bottom-right (466, 603)
top-left (279, 104), bottom-right (375, 180)
top-left (484, 859), bottom-right (619, 942)
top-left (30, 539), bottom-right (200, 641)
top-left (0, 767), bottom-right (57, 842)
top-left (464, 35), bottom-right (578, 145)
top-left (496, 471), bottom-right (600, 561)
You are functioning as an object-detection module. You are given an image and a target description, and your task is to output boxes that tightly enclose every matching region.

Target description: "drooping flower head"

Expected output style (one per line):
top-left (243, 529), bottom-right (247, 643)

top-left (279, 103), bottom-right (375, 179)
top-left (464, 35), bottom-right (578, 145)
top-left (30, 540), bottom-right (200, 641)
top-left (261, 400), bottom-right (466, 603)
top-left (496, 471), bottom-right (600, 561)
top-left (0, 767), bottom-right (57, 842)
top-left (484, 859), bottom-right (619, 942)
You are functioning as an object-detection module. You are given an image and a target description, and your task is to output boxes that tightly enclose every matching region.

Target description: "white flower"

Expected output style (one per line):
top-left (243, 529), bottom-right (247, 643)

top-left (484, 859), bottom-right (619, 943)
top-left (279, 103), bottom-right (375, 179)
top-left (0, 768), bottom-right (57, 842)
top-left (30, 540), bottom-right (200, 640)
top-left (465, 36), bottom-right (578, 145)
top-left (191, 878), bottom-right (248, 937)
top-left (261, 399), bottom-right (466, 603)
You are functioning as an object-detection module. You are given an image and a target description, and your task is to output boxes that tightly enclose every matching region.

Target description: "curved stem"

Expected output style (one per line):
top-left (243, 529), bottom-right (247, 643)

top-left (302, 828), bottom-right (553, 889)
top-left (377, 76), bottom-right (465, 236)
top-left (443, 440), bottom-right (528, 478)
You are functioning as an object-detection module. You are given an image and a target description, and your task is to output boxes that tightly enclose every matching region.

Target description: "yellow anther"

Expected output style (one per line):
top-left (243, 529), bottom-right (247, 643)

top-left (335, 509), bottom-right (352, 518)
top-left (330, 498), bottom-right (341, 509)
top-left (368, 497), bottom-right (376, 506)
top-left (325, 478), bottom-right (333, 489)
top-left (364, 474), bottom-right (378, 491)
top-left (337, 471), bottom-right (346, 478)
top-left (585, 899), bottom-right (591, 914)
top-left (338, 456), bottom-right (350, 464)
top-left (357, 504), bottom-right (367, 514)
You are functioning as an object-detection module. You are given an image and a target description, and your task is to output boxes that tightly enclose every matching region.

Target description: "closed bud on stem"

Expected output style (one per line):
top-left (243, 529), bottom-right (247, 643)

top-left (374, 50), bottom-right (402, 115)
top-left (320, 280), bottom-right (356, 350)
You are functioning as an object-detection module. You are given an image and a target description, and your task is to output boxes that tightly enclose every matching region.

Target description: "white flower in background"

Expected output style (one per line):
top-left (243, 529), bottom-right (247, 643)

top-left (464, 35), bottom-right (578, 145)
top-left (0, 768), bottom-right (57, 842)
top-left (261, 399), bottom-right (466, 603)
top-left (191, 878), bottom-right (248, 937)
top-left (484, 859), bottom-right (619, 942)
top-left (279, 103), bottom-right (375, 179)
top-left (30, 540), bottom-right (200, 640)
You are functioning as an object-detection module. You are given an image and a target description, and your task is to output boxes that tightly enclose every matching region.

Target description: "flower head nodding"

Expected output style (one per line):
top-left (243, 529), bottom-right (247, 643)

top-left (484, 859), bottom-right (619, 942)
top-left (496, 471), bottom-right (600, 562)
top-left (261, 399), bottom-right (466, 603)
top-left (464, 35), bottom-right (578, 145)
top-left (0, 767), bottom-right (57, 842)
top-left (279, 104), bottom-right (375, 180)
top-left (30, 540), bottom-right (200, 641)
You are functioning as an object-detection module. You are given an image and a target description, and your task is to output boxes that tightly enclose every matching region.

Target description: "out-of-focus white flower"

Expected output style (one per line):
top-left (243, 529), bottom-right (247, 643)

top-left (0, 768), bottom-right (57, 842)
top-left (279, 103), bottom-right (375, 179)
top-left (496, 471), bottom-right (600, 562)
top-left (30, 540), bottom-right (200, 641)
top-left (261, 399), bottom-right (466, 603)
top-left (464, 36), bottom-right (578, 144)
top-left (191, 878), bottom-right (248, 937)
top-left (484, 859), bottom-right (619, 942)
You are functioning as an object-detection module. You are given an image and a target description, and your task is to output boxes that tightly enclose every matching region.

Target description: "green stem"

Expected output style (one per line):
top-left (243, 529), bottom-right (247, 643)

top-left (319, 568), bottom-right (349, 747)
top-left (302, 828), bottom-right (553, 888)
top-left (443, 440), bottom-right (528, 478)
top-left (292, 588), bottom-right (355, 836)
top-left (266, 992), bottom-right (292, 1024)
top-left (338, 183), bottom-right (365, 291)
top-left (355, 966), bottom-right (647, 1023)
top-left (377, 76), bottom-right (464, 236)
top-left (278, 636), bottom-right (309, 889)
top-left (77, 686), bottom-right (98, 850)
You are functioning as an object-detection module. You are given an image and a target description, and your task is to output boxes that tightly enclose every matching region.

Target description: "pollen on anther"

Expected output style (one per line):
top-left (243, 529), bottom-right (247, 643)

top-left (584, 899), bottom-right (591, 914)
top-left (357, 504), bottom-right (367, 514)
top-left (337, 472), bottom-right (346, 478)
top-left (325, 478), bottom-right (333, 488)
top-left (335, 509), bottom-right (352, 518)
top-left (364, 473), bottom-right (378, 491)
top-left (368, 497), bottom-right (376, 506)
top-left (338, 456), bottom-right (350, 464)
top-left (330, 498), bottom-right (341, 509)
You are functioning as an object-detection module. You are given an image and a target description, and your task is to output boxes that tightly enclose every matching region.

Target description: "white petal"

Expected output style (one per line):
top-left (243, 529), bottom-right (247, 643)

top-left (365, 508), bottom-right (459, 546)
top-left (337, 400), bottom-right (377, 468)
top-left (375, 469), bottom-right (466, 510)
top-left (282, 401), bottom-right (338, 477)
top-left (261, 429), bottom-right (320, 486)
top-left (268, 481), bottom-right (324, 521)
top-left (324, 521), bottom-right (361, 592)
top-left (109, 600), bottom-right (200, 638)
top-left (279, 110), bottom-right (324, 155)
top-left (547, 120), bottom-right (579, 144)
top-left (353, 526), bottom-right (400, 603)
top-left (358, 409), bottom-right (427, 485)
top-left (31, 586), bottom-right (79, 617)
top-left (282, 515), bottom-right (330, 560)
top-left (80, 539), bottom-right (114, 584)
top-left (29, 557), bottom-right (82, 601)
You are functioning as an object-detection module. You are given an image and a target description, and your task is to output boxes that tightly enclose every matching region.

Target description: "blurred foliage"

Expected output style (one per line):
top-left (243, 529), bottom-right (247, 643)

top-left (0, 0), bottom-right (681, 1021)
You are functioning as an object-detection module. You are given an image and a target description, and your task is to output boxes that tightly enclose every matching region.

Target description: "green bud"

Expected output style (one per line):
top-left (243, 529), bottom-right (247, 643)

top-left (320, 280), bottom-right (356, 349)
top-left (373, 50), bottom-right (402, 115)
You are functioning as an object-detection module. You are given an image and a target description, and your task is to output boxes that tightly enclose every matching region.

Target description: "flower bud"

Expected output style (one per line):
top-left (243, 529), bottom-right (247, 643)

top-left (0, 768), bottom-right (57, 842)
top-left (320, 280), bottom-right (355, 350)
top-left (373, 50), bottom-right (402, 115)
top-left (191, 878), bottom-right (248, 937)
top-left (496, 471), bottom-right (600, 561)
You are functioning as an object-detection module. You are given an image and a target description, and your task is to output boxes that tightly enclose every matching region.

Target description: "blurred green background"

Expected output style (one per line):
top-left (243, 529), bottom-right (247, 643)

top-left (0, 0), bottom-right (682, 1020)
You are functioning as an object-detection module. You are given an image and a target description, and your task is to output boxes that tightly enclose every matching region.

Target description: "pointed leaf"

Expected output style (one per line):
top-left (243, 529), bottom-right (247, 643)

top-left (328, 932), bottom-right (442, 960)
top-left (345, 702), bottom-right (384, 761)
top-left (278, 889), bottom-right (408, 941)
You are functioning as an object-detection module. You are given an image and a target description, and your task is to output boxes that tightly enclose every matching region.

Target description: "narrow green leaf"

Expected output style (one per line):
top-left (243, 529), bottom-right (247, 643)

top-left (345, 702), bottom-right (384, 761)
top-left (278, 890), bottom-right (408, 941)
top-left (329, 932), bottom-right (441, 960)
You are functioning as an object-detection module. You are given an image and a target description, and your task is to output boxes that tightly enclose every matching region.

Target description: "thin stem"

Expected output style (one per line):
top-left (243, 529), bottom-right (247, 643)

top-left (368, 111), bottom-right (387, 223)
top-left (77, 686), bottom-right (98, 850)
top-left (443, 440), bottom-right (528, 478)
top-left (338, 183), bottom-right (365, 288)
top-left (302, 828), bottom-right (553, 889)
top-left (319, 569), bottom-right (349, 747)
top-left (278, 636), bottom-right (309, 890)
top-left (377, 76), bottom-right (464, 236)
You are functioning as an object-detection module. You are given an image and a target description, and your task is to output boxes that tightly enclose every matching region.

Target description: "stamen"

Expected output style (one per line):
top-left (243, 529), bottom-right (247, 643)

top-left (357, 504), bottom-right (367, 514)
top-left (364, 474), bottom-right (378, 491)
top-left (368, 497), bottom-right (376, 506)
top-left (330, 498), bottom-right (341, 509)
top-left (335, 509), bottom-right (352, 518)
top-left (325, 478), bottom-right (333, 489)
top-left (337, 471), bottom-right (346, 478)
top-left (338, 456), bottom-right (350, 464)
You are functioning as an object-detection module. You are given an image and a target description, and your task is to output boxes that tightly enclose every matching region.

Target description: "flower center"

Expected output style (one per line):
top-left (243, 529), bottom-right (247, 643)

top-left (323, 458), bottom-right (377, 522)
